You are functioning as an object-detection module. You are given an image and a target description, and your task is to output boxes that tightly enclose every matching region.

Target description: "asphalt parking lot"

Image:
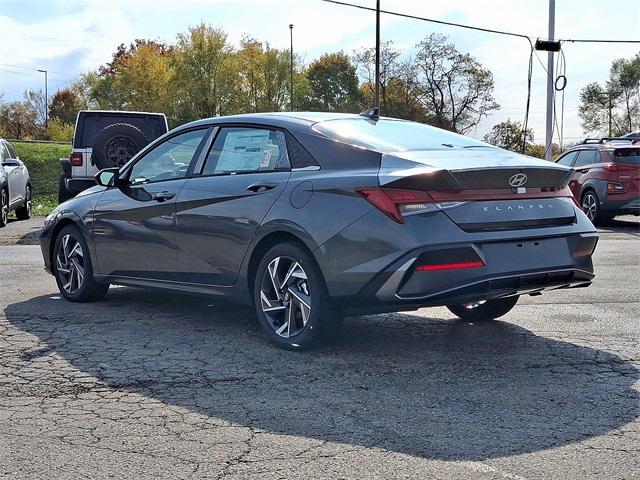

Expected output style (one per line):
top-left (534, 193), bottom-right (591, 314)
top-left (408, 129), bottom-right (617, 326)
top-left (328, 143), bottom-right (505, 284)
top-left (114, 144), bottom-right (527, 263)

top-left (1, 216), bottom-right (638, 479)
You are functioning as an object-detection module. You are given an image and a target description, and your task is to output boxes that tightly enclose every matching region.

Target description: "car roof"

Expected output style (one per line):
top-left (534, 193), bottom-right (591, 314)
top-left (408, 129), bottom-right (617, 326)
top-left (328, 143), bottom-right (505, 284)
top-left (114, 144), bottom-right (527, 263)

top-left (176, 111), bottom-right (409, 132)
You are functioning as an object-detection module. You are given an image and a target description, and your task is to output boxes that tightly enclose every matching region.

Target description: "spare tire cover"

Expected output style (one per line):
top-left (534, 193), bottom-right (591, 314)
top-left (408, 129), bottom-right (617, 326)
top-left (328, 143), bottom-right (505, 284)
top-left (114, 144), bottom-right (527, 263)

top-left (92, 123), bottom-right (150, 169)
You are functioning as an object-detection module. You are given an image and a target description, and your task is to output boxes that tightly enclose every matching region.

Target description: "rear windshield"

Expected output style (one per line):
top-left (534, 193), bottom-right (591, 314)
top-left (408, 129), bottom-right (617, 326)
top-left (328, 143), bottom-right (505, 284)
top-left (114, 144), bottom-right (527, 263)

top-left (313, 118), bottom-right (489, 152)
top-left (613, 148), bottom-right (640, 165)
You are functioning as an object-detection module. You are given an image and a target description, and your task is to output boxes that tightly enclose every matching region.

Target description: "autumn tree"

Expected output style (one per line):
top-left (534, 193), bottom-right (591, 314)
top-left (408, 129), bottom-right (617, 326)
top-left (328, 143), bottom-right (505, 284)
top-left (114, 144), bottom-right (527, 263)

top-left (414, 34), bottom-right (499, 133)
top-left (0, 101), bottom-right (39, 139)
top-left (49, 88), bottom-right (83, 124)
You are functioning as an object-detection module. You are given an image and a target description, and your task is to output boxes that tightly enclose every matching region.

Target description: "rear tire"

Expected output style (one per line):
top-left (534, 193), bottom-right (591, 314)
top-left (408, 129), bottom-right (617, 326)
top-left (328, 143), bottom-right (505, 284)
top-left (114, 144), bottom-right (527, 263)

top-left (581, 190), bottom-right (610, 225)
top-left (15, 185), bottom-right (31, 220)
top-left (58, 174), bottom-right (74, 203)
top-left (253, 241), bottom-right (339, 350)
top-left (447, 296), bottom-right (519, 322)
top-left (53, 225), bottom-right (109, 302)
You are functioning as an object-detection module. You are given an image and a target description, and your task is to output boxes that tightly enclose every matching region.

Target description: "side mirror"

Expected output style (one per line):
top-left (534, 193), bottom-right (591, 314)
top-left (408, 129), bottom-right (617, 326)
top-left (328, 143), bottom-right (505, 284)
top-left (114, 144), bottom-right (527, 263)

top-left (2, 159), bottom-right (20, 167)
top-left (94, 168), bottom-right (121, 187)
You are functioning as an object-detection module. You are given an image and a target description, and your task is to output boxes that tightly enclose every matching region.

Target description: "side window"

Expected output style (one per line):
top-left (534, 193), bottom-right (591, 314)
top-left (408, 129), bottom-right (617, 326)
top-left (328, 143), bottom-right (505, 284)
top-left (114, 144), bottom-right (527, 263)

top-left (0, 142), bottom-right (9, 160)
top-left (556, 151), bottom-right (577, 166)
top-left (5, 143), bottom-right (17, 159)
top-left (574, 149), bottom-right (599, 167)
top-left (129, 129), bottom-right (207, 185)
top-left (201, 127), bottom-right (290, 176)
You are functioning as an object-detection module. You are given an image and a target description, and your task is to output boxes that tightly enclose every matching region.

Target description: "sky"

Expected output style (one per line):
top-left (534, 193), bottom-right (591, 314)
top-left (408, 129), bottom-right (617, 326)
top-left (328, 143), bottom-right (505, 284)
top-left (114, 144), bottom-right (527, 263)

top-left (1, 0), bottom-right (639, 144)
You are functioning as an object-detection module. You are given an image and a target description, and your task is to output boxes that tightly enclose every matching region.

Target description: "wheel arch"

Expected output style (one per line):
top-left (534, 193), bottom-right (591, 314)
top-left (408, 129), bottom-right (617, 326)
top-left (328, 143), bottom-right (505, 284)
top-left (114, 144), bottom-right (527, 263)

top-left (245, 228), bottom-right (319, 300)
top-left (49, 215), bottom-right (86, 272)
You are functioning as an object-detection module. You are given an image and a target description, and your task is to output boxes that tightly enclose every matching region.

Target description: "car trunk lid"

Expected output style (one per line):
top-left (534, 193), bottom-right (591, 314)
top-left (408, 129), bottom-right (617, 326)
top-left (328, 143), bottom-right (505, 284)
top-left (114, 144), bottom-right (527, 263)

top-left (378, 148), bottom-right (576, 230)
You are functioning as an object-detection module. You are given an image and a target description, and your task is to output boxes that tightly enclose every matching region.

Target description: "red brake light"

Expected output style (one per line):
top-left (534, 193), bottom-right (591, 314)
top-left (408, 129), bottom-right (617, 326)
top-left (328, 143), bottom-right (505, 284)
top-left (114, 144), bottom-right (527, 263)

top-left (355, 188), bottom-right (433, 224)
top-left (69, 152), bottom-right (83, 166)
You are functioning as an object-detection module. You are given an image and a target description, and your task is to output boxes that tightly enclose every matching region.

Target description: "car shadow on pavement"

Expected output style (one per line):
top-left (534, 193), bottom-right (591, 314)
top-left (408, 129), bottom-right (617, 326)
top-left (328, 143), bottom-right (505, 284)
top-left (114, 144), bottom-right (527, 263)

top-left (4, 288), bottom-right (639, 461)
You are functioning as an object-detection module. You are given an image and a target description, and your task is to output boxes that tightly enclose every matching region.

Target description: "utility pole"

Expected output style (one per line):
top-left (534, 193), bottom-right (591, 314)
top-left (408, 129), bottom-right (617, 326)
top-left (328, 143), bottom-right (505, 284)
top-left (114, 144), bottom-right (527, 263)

top-left (544, 0), bottom-right (555, 160)
top-left (37, 69), bottom-right (48, 130)
top-left (608, 95), bottom-right (612, 137)
top-left (289, 24), bottom-right (294, 112)
top-left (375, 0), bottom-right (380, 111)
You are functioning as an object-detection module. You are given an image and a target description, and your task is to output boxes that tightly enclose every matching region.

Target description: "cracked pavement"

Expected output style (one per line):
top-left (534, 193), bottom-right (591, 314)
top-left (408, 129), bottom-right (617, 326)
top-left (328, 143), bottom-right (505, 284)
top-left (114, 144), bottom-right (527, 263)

top-left (0, 217), bottom-right (638, 479)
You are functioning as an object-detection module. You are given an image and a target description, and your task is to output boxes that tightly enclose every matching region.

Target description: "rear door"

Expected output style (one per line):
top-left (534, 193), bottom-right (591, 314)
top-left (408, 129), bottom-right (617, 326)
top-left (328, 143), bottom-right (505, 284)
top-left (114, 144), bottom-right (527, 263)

top-left (1, 142), bottom-right (25, 205)
top-left (571, 148), bottom-right (600, 194)
top-left (174, 125), bottom-right (291, 286)
top-left (92, 128), bottom-right (209, 280)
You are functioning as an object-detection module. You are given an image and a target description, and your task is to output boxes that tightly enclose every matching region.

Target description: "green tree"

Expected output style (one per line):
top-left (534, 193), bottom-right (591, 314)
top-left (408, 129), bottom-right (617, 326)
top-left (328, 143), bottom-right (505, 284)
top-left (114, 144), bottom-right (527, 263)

top-left (483, 119), bottom-right (533, 152)
top-left (305, 52), bottom-right (361, 112)
top-left (414, 34), bottom-right (499, 133)
top-left (237, 37), bottom-right (290, 112)
top-left (49, 88), bottom-right (83, 124)
top-left (579, 53), bottom-right (640, 136)
top-left (171, 23), bottom-right (238, 124)
top-left (46, 117), bottom-right (74, 142)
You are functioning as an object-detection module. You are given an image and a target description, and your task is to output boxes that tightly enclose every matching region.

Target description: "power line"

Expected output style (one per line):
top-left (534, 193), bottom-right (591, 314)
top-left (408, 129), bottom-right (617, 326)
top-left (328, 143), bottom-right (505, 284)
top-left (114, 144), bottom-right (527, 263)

top-left (561, 38), bottom-right (640, 44)
top-left (320, 0), bottom-right (533, 41)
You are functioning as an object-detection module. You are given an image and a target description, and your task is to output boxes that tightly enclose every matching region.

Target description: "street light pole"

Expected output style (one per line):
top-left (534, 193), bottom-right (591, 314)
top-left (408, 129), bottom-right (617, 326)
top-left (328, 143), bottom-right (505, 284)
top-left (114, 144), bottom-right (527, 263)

top-left (544, 0), bottom-right (555, 160)
top-left (37, 69), bottom-right (48, 130)
top-left (375, 0), bottom-right (380, 111)
top-left (289, 24), bottom-right (294, 112)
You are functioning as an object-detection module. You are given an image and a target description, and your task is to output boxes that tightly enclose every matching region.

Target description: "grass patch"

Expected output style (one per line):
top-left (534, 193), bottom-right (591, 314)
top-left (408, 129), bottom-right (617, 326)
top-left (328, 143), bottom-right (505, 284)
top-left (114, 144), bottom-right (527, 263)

top-left (12, 141), bottom-right (71, 215)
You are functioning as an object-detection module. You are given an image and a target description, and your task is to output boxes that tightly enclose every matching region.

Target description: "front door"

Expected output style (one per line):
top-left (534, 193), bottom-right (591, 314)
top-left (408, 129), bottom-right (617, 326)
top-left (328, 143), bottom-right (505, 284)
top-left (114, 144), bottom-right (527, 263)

top-left (92, 128), bottom-right (209, 280)
top-left (175, 126), bottom-right (291, 286)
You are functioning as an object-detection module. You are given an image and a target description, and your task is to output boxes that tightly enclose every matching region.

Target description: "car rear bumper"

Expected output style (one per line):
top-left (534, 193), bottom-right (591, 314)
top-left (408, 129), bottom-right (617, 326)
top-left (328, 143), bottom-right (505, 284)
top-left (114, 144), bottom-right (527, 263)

top-left (601, 197), bottom-right (640, 216)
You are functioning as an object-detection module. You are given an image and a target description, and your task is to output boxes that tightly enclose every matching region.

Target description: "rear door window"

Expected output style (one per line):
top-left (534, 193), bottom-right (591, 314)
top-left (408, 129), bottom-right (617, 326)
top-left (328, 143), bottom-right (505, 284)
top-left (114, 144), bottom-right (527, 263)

top-left (574, 149), bottom-right (599, 167)
top-left (201, 127), bottom-right (290, 176)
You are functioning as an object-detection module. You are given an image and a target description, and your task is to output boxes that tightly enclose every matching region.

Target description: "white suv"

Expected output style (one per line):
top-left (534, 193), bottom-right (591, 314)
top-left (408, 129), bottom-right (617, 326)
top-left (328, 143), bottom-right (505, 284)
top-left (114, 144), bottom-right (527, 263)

top-left (59, 110), bottom-right (168, 202)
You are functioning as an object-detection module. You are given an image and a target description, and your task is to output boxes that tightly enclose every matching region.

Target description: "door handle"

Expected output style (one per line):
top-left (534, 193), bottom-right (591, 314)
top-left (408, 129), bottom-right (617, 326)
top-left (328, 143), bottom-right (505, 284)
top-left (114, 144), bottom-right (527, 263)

top-left (246, 182), bottom-right (278, 192)
top-left (575, 168), bottom-right (589, 173)
top-left (151, 191), bottom-right (176, 202)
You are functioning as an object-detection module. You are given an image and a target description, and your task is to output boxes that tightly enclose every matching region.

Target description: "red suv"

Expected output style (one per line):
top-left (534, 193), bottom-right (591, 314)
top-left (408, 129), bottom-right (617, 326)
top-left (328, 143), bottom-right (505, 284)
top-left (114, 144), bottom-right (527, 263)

top-left (555, 138), bottom-right (640, 224)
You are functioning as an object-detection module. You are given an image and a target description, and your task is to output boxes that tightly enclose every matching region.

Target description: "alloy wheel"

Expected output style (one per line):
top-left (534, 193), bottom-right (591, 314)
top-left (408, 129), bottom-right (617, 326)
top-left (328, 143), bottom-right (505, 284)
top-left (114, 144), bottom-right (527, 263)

top-left (1, 189), bottom-right (7, 225)
top-left (105, 136), bottom-right (138, 167)
top-left (56, 234), bottom-right (85, 294)
top-left (260, 256), bottom-right (312, 338)
top-left (582, 193), bottom-right (597, 221)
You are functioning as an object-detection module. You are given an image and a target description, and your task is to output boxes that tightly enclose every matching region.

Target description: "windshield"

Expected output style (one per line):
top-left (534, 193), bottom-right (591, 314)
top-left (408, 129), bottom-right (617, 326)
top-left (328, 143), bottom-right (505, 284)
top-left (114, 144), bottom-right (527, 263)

top-left (313, 118), bottom-right (491, 152)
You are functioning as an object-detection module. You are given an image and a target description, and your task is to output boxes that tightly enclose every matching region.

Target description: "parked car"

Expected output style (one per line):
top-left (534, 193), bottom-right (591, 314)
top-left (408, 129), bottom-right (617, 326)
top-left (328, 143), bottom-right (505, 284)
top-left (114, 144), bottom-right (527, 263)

top-left (59, 110), bottom-right (168, 202)
top-left (621, 131), bottom-right (640, 139)
top-left (40, 111), bottom-right (598, 349)
top-left (0, 138), bottom-right (31, 228)
top-left (555, 137), bottom-right (640, 224)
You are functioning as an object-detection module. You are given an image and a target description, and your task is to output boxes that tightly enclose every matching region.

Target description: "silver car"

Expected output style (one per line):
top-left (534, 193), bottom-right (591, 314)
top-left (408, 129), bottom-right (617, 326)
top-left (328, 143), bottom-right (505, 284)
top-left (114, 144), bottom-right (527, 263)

top-left (0, 139), bottom-right (32, 227)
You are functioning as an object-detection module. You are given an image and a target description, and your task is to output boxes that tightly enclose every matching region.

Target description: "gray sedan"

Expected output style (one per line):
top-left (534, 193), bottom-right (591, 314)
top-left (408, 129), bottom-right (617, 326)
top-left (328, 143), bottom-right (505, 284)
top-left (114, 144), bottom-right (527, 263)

top-left (0, 139), bottom-right (32, 227)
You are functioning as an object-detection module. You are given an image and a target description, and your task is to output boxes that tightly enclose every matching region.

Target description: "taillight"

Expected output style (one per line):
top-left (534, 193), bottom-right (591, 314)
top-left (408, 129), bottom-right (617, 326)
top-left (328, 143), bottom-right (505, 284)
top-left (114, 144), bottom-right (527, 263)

top-left (69, 152), bottom-right (83, 166)
top-left (355, 188), bottom-right (464, 224)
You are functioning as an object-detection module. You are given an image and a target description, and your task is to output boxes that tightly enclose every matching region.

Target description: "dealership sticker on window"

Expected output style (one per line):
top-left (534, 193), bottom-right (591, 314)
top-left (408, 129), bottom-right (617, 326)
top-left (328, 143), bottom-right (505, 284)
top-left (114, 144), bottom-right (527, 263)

top-left (259, 149), bottom-right (272, 168)
top-left (217, 130), bottom-right (270, 172)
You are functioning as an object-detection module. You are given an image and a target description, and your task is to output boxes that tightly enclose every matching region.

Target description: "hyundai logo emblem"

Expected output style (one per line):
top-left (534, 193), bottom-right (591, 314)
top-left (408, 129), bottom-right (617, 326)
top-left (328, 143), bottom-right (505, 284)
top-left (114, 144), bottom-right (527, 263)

top-left (508, 173), bottom-right (528, 187)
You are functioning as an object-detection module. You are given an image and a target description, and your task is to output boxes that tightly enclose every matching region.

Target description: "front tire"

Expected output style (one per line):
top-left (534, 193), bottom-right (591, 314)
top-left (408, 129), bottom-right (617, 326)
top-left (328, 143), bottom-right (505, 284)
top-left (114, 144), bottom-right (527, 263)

top-left (53, 225), bottom-right (109, 302)
top-left (253, 241), bottom-right (338, 350)
top-left (447, 296), bottom-right (519, 322)
top-left (0, 188), bottom-right (7, 227)
top-left (15, 185), bottom-right (32, 220)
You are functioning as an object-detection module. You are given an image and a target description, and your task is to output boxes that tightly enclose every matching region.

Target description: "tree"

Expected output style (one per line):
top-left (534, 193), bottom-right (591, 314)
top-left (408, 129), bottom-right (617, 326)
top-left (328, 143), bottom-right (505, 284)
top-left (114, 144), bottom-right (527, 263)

top-left (483, 119), bottom-right (533, 152)
top-left (49, 88), bottom-right (83, 124)
top-left (0, 101), bottom-right (39, 139)
top-left (24, 89), bottom-right (46, 128)
top-left (579, 52), bottom-right (640, 136)
top-left (236, 37), bottom-right (290, 113)
top-left (46, 117), bottom-right (74, 142)
top-left (171, 23), bottom-right (238, 123)
top-left (305, 52), bottom-right (361, 112)
top-left (414, 34), bottom-right (499, 133)
top-left (90, 40), bottom-right (174, 115)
